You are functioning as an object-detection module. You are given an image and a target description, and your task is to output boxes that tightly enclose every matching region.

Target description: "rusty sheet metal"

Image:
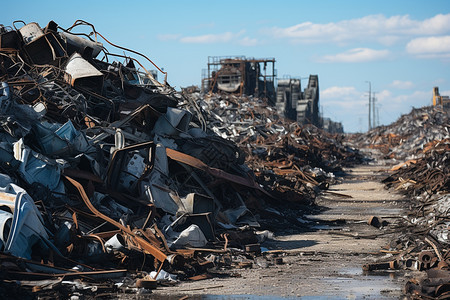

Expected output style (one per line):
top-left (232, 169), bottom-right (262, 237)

top-left (383, 140), bottom-right (449, 194)
top-left (64, 175), bottom-right (168, 264)
top-left (390, 159), bottom-right (417, 171)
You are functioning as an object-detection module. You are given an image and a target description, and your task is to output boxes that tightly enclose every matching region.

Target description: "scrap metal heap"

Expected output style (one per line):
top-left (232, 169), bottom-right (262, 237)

top-left (383, 140), bottom-right (450, 299)
top-left (183, 92), bottom-right (363, 216)
top-left (347, 106), bottom-right (450, 299)
top-left (349, 106), bottom-right (448, 160)
top-left (0, 20), bottom-right (364, 297)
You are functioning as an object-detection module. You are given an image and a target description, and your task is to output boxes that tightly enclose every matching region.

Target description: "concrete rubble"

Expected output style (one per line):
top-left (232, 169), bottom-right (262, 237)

top-left (0, 20), bottom-right (365, 298)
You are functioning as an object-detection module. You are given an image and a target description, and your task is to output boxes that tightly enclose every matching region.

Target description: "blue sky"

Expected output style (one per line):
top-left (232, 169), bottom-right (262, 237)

top-left (2, 0), bottom-right (449, 132)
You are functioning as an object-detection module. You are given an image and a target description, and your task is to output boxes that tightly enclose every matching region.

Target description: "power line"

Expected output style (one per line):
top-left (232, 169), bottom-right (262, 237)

top-left (366, 81), bottom-right (371, 131)
top-left (372, 91), bottom-right (376, 128)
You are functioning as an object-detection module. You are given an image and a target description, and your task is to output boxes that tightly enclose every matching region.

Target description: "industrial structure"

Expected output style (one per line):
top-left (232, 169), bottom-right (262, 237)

top-left (275, 75), bottom-right (320, 127)
top-left (202, 57), bottom-right (343, 133)
top-left (202, 56), bottom-right (276, 102)
top-left (322, 117), bottom-right (344, 134)
top-left (432, 86), bottom-right (450, 108)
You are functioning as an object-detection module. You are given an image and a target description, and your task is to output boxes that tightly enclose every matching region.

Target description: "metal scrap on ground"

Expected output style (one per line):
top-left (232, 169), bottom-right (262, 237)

top-left (348, 105), bottom-right (449, 299)
top-left (1, 18), bottom-right (448, 299)
top-left (0, 20), bottom-right (363, 298)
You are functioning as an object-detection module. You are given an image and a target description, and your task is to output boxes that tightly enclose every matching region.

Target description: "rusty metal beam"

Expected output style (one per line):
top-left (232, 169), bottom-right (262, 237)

top-left (165, 148), bottom-right (272, 198)
top-left (8, 269), bottom-right (128, 280)
top-left (64, 176), bottom-right (168, 264)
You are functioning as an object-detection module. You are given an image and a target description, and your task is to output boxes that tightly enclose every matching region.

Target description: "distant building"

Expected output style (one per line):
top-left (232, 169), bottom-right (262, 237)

top-left (276, 75), bottom-right (343, 133)
top-left (202, 57), bottom-right (343, 133)
top-left (322, 117), bottom-right (344, 134)
top-left (202, 56), bottom-right (276, 102)
top-left (276, 75), bottom-right (320, 127)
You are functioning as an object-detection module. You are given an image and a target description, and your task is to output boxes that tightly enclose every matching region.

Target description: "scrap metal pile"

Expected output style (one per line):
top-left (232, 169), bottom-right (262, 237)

top-left (349, 106), bottom-right (449, 160)
top-left (0, 20), bottom-right (364, 297)
top-left (183, 92), bottom-right (364, 210)
top-left (0, 19), bottom-right (274, 297)
top-left (383, 139), bottom-right (450, 299)
top-left (351, 106), bottom-right (450, 299)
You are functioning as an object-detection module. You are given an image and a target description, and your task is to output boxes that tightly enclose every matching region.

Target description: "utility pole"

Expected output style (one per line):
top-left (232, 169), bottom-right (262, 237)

top-left (372, 92), bottom-right (376, 128)
top-left (366, 81), bottom-right (371, 131)
top-left (376, 106), bottom-right (380, 127)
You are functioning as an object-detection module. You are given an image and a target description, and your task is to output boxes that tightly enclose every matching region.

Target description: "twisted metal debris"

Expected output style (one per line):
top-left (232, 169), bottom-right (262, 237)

top-left (350, 105), bottom-right (450, 299)
top-left (0, 20), bottom-right (363, 298)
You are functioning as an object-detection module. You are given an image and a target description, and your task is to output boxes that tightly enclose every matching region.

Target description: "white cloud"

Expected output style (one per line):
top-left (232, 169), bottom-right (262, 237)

top-left (406, 36), bottom-right (450, 58)
top-left (409, 90), bottom-right (435, 107)
top-left (171, 31), bottom-right (258, 46)
top-left (378, 35), bottom-right (400, 46)
top-left (238, 37), bottom-right (259, 46)
top-left (419, 14), bottom-right (450, 35)
top-left (321, 86), bottom-right (366, 109)
top-left (320, 86), bottom-right (367, 131)
top-left (318, 48), bottom-right (390, 63)
top-left (377, 90), bottom-right (429, 107)
top-left (366, 90), bottom-right (430, 131)
top-left (376, 90), bottom-right (392, 101)
top-left (265, 13), bottom-right (450, 45)
top-left (320, 87), bottom-right (433, 132)
top-left (180, 30), bottom-right (245, 44)
top-left (322, 86), bottom-right (360, 98)
top-left (390, 80), bottom-right (414, 89)
top-left (157, 34), bottom-right (181, 41)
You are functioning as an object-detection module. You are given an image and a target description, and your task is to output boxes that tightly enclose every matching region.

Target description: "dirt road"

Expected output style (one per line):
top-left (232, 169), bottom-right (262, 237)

top-left (151, 164), bottom-right (409, 299)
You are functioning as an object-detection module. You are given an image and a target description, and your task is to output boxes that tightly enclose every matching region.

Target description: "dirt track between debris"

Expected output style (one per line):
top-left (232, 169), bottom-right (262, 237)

top-left (151, 164), bottom-right (410, 299)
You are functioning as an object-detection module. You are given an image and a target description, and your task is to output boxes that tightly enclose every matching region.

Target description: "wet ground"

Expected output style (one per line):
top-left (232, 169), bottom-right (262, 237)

top-left (150, 164), bottom-right (414, 299)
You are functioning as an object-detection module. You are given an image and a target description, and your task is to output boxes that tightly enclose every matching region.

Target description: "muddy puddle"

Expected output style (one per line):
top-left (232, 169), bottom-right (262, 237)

top-left (189, 267), bottom-right (404, 299)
